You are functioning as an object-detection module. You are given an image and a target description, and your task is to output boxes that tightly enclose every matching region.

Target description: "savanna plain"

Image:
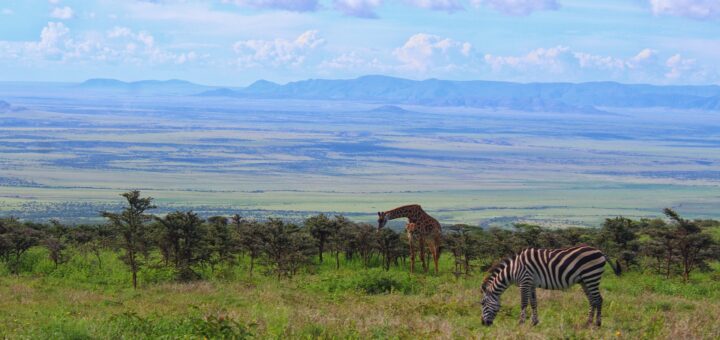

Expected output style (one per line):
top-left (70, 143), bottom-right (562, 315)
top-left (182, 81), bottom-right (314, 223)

top-left (0, 82), bottom-right (719, 339)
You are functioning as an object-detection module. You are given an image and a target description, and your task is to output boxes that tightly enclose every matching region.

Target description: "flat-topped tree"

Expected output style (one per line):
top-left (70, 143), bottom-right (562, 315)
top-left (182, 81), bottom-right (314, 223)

top-left (377, 204), bottom-right (442, 274)
top-left (101, 190), bottom-right (156, 289)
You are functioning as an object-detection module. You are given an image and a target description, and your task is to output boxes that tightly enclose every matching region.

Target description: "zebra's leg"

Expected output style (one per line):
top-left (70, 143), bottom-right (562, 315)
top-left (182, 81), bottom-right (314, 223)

top-left (519, 285), bottom-right (529, 324)
top-left (595, 293), bottom-right (604, 327)
top-left (581, 283), bottom-right (595, 326)
top-left (530, 287), bottom-right (539, 326)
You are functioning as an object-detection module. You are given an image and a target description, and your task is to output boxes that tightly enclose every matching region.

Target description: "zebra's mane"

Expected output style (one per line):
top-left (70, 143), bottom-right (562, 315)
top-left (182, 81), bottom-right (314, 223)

top-left (481, 254), bottom-right (515, 292)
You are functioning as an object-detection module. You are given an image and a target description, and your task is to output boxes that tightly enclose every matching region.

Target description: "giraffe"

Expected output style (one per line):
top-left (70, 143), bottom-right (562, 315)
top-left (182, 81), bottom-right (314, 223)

top-left (377, 204), bottom-right (442, 274)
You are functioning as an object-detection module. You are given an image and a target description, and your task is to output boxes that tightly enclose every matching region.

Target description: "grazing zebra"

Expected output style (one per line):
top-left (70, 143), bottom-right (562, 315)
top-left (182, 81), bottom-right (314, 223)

top-left (480, 245), bottom-right (621, 327)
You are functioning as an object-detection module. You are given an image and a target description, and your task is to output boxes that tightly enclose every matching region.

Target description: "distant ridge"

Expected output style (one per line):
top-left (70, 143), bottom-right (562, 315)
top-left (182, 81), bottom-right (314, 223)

top-left (196, 75), bottom-right (720, 112)
top-left (0, 100), bottom-right (10, 112)
top-left (370, 105), bottom-right (412, 114)
top-left (80, 78), bottom-right (214, 94)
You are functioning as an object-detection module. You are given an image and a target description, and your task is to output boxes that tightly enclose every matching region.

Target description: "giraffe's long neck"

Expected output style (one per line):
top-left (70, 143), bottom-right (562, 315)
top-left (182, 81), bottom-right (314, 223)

top-left (385, 205), bottom-right (423, 221)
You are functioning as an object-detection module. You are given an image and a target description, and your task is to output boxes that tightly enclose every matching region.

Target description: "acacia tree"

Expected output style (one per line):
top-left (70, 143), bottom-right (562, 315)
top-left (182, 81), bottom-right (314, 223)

top-left (354, 223), bottom-right (376, 267)
top-left (664, 208), bottom-right (718, 281)
top-left (233, 215), bottom-right (264, 276)
top-left (261, 218), bottom-right (314, 278)
top-left (305, 214), bottom-right (332, 263)
top-left (205, 216), bottom-right (236, 271)
top-left (43, 219), bottom-right (70, 268)
top-left (0, 218), bottom-right (42, 275)
top-left (154, 211), bottom-right (207, 281)
top-left (376, 228), bottom-right (402, 271)
top-left (101, 190), bottom-right (156, 289)
top-left (445, 224), bottom-right (482, 276)
top-left (596, 217), bottom-right (640, 269)
top-left (69, 224), bottom-right (113, 269)
top-left (327, 215), bottom-right (353, 269)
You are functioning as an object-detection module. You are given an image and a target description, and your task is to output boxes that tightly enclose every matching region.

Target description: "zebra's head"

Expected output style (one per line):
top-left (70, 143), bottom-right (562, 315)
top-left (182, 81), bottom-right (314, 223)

top-left (480, 292), bottom-right (500, 326)
top-left (377, 211), bottom-right (388, 230)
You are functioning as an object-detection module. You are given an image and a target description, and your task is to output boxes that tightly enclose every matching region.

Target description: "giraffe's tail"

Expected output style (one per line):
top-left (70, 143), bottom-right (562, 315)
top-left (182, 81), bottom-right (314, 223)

top-left (603, 254), bottom-right (622, 276)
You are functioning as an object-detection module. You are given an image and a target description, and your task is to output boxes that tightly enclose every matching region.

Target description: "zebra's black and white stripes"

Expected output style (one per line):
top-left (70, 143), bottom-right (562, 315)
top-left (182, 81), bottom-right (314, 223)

top-left (480, 245), bottom-right (621, 327)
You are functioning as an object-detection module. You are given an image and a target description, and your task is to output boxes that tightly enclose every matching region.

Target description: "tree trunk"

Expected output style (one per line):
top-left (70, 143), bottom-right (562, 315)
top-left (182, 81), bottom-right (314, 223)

top-left (95, 250), bottom-right (103, 269)
top-left (249, 255), bottom-right (255, 276)
top-left (319, 241), bottom-right (324, 263)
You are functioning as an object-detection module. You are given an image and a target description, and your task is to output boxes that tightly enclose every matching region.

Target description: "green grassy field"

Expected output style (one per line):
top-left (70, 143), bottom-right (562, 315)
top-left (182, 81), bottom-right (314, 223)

top-left (1, 248), bottom-right (718, 339)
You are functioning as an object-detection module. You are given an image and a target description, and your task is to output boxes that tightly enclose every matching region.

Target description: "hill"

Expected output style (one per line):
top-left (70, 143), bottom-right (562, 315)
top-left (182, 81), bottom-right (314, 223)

top-left (197, 75), bottom-right (720, 112)
top-left (80, 78), bottom-right (214, 95)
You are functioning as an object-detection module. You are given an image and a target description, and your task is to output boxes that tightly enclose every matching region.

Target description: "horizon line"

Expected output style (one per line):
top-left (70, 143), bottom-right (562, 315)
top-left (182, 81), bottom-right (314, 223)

top-left (1, 74), bottom-right (720, 89)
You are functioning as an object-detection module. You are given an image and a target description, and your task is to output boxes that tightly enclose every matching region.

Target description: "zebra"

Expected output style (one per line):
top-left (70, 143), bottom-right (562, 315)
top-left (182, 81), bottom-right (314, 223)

top-left (480, 245), bottom-right (621, 327)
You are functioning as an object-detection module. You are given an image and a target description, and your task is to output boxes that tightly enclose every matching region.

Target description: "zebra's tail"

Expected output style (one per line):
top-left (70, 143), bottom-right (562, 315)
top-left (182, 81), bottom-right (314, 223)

top-left (603, 254), bottom-right (622, 276)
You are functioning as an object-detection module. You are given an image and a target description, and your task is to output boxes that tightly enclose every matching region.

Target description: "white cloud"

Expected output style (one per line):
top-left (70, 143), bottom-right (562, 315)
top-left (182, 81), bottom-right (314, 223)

top-left (334, 0), bottom-right (383, 18)
top-left (472, 0), bottom-right (559, 16)
top-left (393, 33), bottom-right (473, 72)
top-left (662, 54), bottom-right (716, 82)
top-left (484, 46), bottom-right (573, 74)
top-left (50, 6), bottom-right (74, 19)
top-left (319, 51), bottom-right (390, 72)
top-left (223, 0), bottom-right (319, 12)
top-left (649, 0), bottom-right (720, 20)
top-left (233, 30), bottom-right (324, 67)
top-left (2, 8), bottom-right (13, 15)
top-left (0, 22), bottom-right (199, 66)
top-left (480, 46), bottom-right (719, 83)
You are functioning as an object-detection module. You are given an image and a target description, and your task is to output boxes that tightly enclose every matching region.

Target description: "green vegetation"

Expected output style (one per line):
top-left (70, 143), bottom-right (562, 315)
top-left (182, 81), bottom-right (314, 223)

top-left (0, 191), bottom-right (718, 338)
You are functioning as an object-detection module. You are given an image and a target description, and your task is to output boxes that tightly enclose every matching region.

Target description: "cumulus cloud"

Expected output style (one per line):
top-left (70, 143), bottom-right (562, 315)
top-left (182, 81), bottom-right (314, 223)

top-left (480, 46), bottom-right (718, 83)
top-left (222, 0), bottom-right (319, 12)
top-left (662, 54), bottom-right (716, 82)
top-left (0, 22), bottom-right (199, 65)
top-left (649, 0), bottom-right (720, 20)
top-left (394, 33), bottom-right (472, 72)
top-left (233, 30), bottom-right (324, 67)
top-left (50, 6), bottom-right (74, 19)
top-left (472, 0), bottom-right (559, 16)
top-left (484, 46), bottom-right (574, 74)
top-left (318, 51), bottom-right (390, 72)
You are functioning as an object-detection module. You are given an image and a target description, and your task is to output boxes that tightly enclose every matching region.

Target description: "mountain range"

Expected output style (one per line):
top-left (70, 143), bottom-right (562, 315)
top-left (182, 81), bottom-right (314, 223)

top-left (78, 76), bottom-right (720, 112)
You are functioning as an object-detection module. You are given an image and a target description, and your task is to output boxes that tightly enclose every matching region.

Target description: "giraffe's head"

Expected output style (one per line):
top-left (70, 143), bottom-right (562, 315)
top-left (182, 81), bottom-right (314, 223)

top-left (480, 292), bottom-right (500, 326)
top-left (377, 211), bottom-right (388, 230)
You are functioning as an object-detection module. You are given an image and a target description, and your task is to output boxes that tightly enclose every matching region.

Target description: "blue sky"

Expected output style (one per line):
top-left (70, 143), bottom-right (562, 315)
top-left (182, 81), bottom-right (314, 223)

top-left (0, 0), bottom-right (719, 86)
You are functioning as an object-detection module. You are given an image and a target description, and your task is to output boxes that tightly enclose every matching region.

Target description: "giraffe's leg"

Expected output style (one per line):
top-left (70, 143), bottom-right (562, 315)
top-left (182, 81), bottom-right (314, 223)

top-left (426, 238), bottom-right (438, 275)
top-left (519, 285), bottom-right (529, 325)
top-left (408, 233), bottom-right (415, 274)
top-left (432, 233), bottom-right (440, 274)
top-left (530, 287), bottom-right (539, 325)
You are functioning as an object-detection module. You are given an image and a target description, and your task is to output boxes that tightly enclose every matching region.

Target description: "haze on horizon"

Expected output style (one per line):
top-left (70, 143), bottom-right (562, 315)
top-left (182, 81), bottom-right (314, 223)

top-left (1, 0), bottom-right (719, 86)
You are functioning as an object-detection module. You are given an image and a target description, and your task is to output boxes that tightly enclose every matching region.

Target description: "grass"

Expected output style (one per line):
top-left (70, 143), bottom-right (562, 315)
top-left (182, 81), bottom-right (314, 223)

top-left (0, 248), bottom-right (718, 339)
